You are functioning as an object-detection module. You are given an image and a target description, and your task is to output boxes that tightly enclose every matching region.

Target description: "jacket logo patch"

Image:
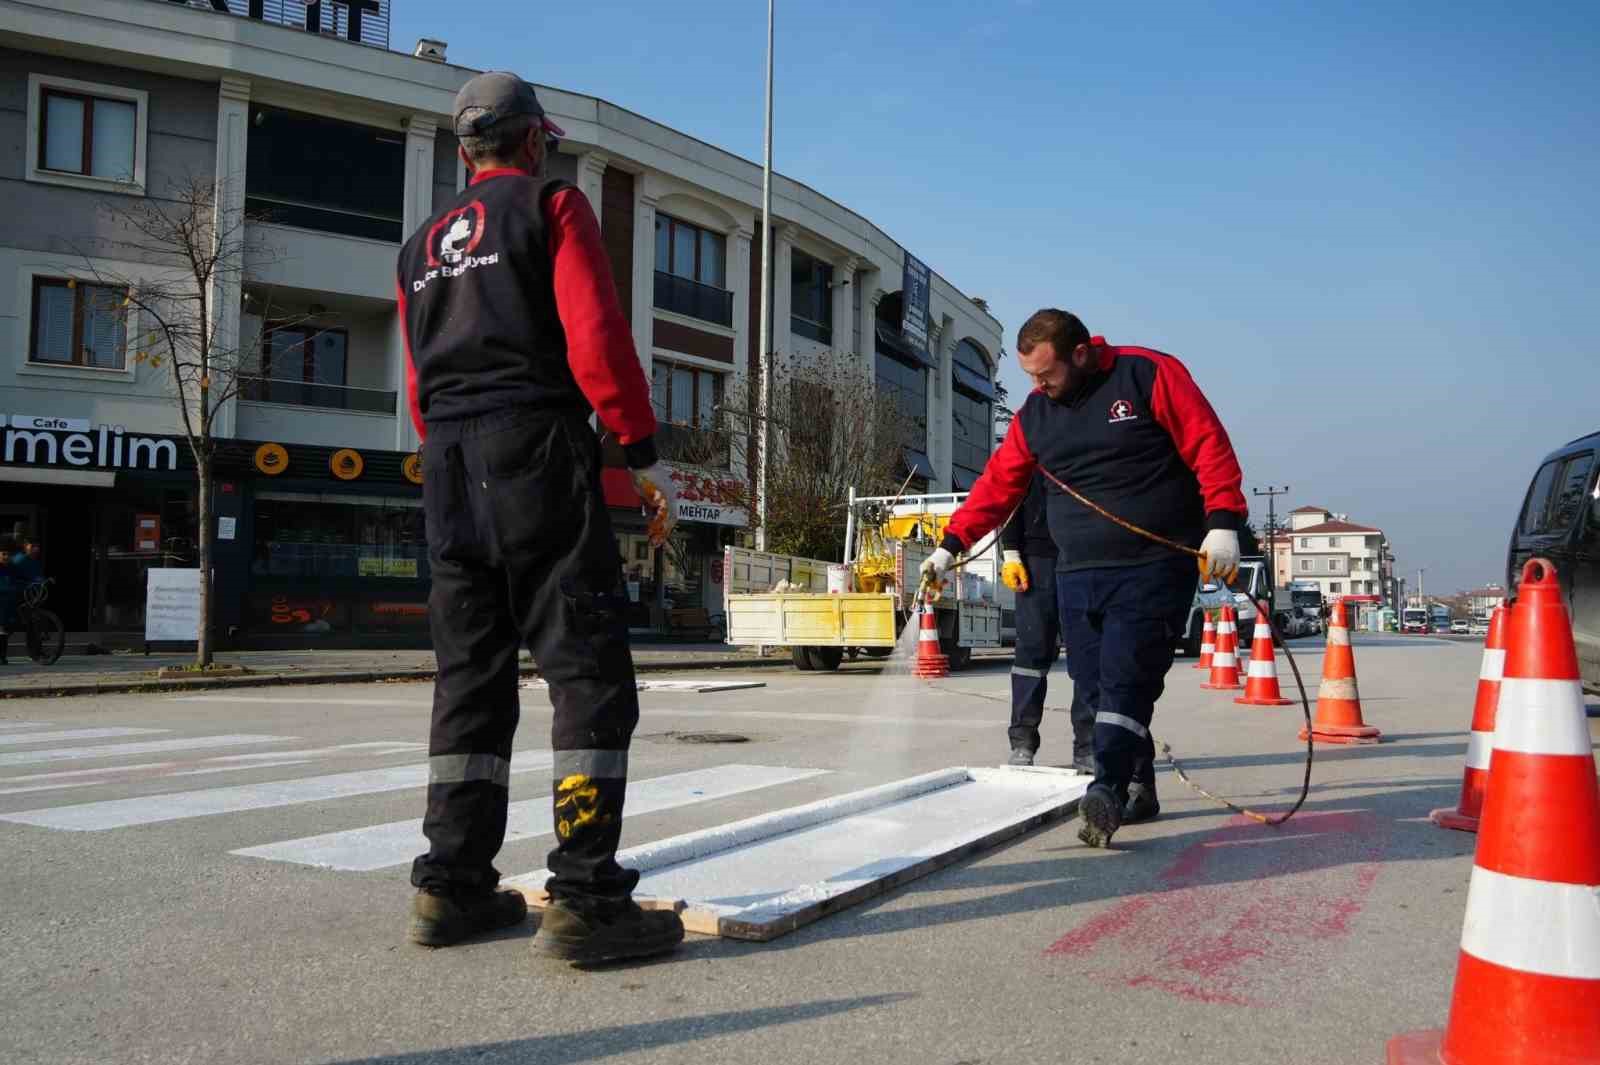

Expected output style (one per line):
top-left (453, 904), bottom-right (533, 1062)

top-left (424, 201), bottom-right (487, 267)
top-left (1108, 399), bottom-right (1139, 424)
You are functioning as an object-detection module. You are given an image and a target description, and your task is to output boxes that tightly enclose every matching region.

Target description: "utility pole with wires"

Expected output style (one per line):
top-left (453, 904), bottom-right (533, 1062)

top-left (1253, 484), bottom-right (1290, 614)
top-left (754, 0), bottom-right (775, 551)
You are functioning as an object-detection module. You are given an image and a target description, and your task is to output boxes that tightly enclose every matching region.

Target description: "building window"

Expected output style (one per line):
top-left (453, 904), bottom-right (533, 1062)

top-left (789, 249), bottom-right (833, 344)
top-left (653, 215), bottom-right (732, 326)
top-left (29, 278), bottom-right (127, 369)
top-left (1330, 582), bottom-right (1342, 594)
top-left (1327, 559), bottom-right (1338, 572)
top-left (28, 75), bottom-right (147, 192)
top-left (876, 351), bottom-right (928, 458)
top-left (1300, 559), bottom-right (1312, 572)
top-left (1300, 537), bottom-right (1310, 549)
top-left (951, 340), bottom-right (994, 487)
top-left (263, 325), bottom-right (349, 387)
top-left (650, 361), bottom-right (727, 466)
top-left (246, 105), bottom-right (404, 241)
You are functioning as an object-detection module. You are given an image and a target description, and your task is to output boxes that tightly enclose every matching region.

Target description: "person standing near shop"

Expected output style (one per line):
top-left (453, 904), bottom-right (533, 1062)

top-left (398, 72), bottom-right (684, 963)
top-left (924, 310), bottom-right (1245, 848)
top-left (1000, 475), bottom-right (1094, 773)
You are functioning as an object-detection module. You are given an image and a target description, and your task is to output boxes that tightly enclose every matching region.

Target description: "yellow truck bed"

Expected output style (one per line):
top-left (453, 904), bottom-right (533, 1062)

top-left (725, 593), bottom-right (899, 648)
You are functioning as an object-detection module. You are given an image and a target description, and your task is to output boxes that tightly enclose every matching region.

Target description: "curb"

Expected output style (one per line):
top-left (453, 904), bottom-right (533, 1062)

top-left (0, 655), bottom-right (794, 700)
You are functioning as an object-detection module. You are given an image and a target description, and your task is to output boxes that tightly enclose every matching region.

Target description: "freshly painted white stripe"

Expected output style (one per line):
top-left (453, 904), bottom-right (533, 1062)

top-left (0, 727), bottom-right (167, 748)
top-left (1492, 679), bottom-right (1592, 757)
top-left (0, 762), bottom-right (176, 784)
top-left (176, 696), bottom-right (423, 707)
top-left (1479, 648), bottom-right (1506, 681)
top-left (1465, 730), bottom-right (1493, 771)
top-left (1096, 712), bottom-right (1149, 738)
top-left (202, 743), bottom-right (424, 764)
top-left (1247, 659), bottom-right (1277, 679)
top-left (232, 764), bottom-right (829, 871)
top-left (0, 721), bottom-right (50, 732)
top-left (1328, 627), bottom-right (1351, 646)
top-left (0, 750), bottom-right (554, 831)
top-left (1460, 866), bottom-right (1600, 979)
top-left (0, 734), bottom-right (292, 769)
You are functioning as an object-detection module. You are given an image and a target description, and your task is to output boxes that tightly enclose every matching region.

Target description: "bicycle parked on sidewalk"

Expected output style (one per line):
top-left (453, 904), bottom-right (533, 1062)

top-left (3, 579), bottom-right (65, 666)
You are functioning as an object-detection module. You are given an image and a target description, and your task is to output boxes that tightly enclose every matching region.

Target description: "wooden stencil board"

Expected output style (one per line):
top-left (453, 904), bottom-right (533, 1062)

top-left (508, 765), bottom-right (1090, 941)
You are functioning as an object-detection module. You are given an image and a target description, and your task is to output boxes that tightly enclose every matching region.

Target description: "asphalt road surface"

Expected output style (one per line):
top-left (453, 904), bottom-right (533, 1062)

top-left (2, 635), bottom-right (1595, 1065)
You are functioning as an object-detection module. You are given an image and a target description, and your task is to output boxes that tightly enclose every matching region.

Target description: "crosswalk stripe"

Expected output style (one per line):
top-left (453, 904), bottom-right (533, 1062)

top-left (0, 749), bottom-right (555, 832)
top-left (168, 759), bottom-right (315, 778)
top-left (0, 727), bottom-right (167, 748)
top-left (0, 721), bottom-right (51, 731)
top-left (0, 781), bottom-right (102, 797)
top-left (0, 734), bottom-right (292, 769)
top-left (0, 762), bottom-right (177, 785)
top-left (230, 764), bottom-right (829, 871)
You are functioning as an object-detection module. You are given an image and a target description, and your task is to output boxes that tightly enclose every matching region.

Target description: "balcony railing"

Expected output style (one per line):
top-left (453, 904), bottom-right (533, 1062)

top-left (657, 422), bottom-right (731, 470)
top-left (239, 376), bottom-right (397, 415)
top-left (654, 271), bottom-right (734, 327)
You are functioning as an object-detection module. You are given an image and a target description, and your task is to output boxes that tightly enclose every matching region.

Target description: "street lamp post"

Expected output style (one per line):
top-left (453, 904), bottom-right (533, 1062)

top-left (754, 0), bottom-right (775, 551)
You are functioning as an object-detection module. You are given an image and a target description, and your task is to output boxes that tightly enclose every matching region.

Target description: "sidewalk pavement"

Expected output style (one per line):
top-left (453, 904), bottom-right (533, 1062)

top-left (0, 644), bottom-right (790, 699)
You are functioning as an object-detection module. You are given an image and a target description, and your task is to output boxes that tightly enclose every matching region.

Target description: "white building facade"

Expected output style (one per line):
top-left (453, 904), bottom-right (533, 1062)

top-left (0, 0), bottom-right (1002, 642)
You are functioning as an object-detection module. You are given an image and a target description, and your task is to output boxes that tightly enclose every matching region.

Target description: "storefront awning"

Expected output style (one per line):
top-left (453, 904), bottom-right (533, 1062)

top-left (0, 467), bottom-right (115, 487)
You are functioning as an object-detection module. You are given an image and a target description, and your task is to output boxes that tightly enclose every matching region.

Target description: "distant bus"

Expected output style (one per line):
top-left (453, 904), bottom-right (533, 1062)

top-left (1402, 608), bottom-right (1430, 634)
top-left (1429, 604), bottom-right (1452, 633)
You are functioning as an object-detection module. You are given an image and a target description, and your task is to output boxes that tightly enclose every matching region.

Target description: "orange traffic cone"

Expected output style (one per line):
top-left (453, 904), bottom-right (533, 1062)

top-left (911, 600), bottom-right (949, 679)
top-left (1298, 599), bottom-right (1380, 744)
top-left (1429, 604), bottom-right (1510, 832)
top-left (1387, 558), bottom-right (1600, 1064)
top-left (1201, 606), bottom-right (1242, 690)
top-left (1235, 623), bottom-right (1292, 706)
top-left (1193, 611), bottom-right (1216, 670)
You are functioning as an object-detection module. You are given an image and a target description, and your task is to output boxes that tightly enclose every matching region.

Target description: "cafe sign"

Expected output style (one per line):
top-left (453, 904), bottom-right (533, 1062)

top-left (668, 465), bottom-right (747, 528)
top-left (1, 415), bottom-right (179, 471)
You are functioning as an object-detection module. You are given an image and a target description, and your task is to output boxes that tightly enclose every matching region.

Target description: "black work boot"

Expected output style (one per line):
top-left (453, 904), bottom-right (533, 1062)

top-left (408, 887), bottom-right (528, 947)
top-left (1123, 782), bottom-right (1161, 824)
top-left (1077, 783), bottom-right (1123, 848)
top-left (1008, 747), bottom-right (1035, 767)
top-left (1071, 750), bottom-right (1096, 776)
top-left (534, 897), bottom-right (685, 965)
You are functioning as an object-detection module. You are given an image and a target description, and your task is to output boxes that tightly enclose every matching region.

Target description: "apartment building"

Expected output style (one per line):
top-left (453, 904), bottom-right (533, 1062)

top-left (1281, 505), bottom-right (1392, 621)
top-left (0, 0), bottom-right (1003, 644)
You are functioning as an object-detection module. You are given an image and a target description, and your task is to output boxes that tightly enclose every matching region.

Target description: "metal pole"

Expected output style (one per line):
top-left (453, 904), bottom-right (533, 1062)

top-left (1252, 485), bottom-right (1289, 615)
top-left (754, 0), bottom-right (774, 551)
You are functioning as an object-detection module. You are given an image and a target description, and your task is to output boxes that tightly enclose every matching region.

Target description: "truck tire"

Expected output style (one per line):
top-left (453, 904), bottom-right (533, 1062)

top-left (946, 643), bottom-right (973, 671)
top-left (808, 646), bottom-right (844, 671)
top-left (791, 646), bottom-right (816, 671)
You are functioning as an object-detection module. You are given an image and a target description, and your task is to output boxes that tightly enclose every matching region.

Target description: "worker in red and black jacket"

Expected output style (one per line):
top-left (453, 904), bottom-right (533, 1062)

top-left (397, 72), bottom-right (682, 963)
top-left (923, 310), bottom-right (1246, 848)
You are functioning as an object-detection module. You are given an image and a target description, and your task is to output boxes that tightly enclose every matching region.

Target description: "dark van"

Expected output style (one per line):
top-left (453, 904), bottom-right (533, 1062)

top-left (1506, 430), bottom-right (1600, 692)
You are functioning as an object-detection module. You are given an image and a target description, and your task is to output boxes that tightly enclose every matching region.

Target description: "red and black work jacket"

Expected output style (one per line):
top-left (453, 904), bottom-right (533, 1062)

top-left (396, 169), bottom-right (658, 466)
top-left (944, 343), bottom-right (1247, 572)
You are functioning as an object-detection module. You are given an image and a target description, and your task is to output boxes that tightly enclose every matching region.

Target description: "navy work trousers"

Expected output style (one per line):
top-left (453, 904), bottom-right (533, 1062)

top-left (1055, 556), bottom-right (1194, 799)
top-left (1009, 553), bottom-right (1093, 761)
top-left (412, 409), bottom-right (641, 906)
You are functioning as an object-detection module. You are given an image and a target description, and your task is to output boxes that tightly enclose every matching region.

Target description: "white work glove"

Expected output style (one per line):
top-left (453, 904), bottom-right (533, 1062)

top-left (919, 547), bottom-right (954, 591)
top-left (630, 463), bottom-right (678, 548)
top-left (1001, 550), bottom-right (1029, 593)
top-left (1197, 528), bottom-right (1240, 585)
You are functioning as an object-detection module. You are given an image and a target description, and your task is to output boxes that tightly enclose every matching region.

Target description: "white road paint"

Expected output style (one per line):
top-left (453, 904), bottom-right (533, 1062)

top-left (231, 764), bottom-right (829, 871)
top-left (168, 760), bottom-right (315, 778)
top-left (0, 721), bottom-right (50, 731)
top-left (0, 735), bottom-right (293, 769)
top-left (0, 749), bottom-right (554, 831)
top-left (0, 781), bottom-right (102, 797)
top-left (0, 727), bottom-right (168, 748)
top-left (0, 762), bottom-right (177, 784)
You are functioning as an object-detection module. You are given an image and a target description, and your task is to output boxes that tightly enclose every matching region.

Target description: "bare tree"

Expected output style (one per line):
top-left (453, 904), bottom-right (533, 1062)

top-left (73, 177), bottom-right (289, 666)
top-left (670, 352), bottom-right (911, 562)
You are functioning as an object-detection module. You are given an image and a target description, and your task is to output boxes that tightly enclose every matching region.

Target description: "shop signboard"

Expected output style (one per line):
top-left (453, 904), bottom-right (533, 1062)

top-left (145, 568), bottom-right (202, 642)
top-left (668, 466), bottom-right (748, 528)
top-left (1, 418), bottom-right (180, 471)
top-left (357, 557), bottom-right (419, 578)
top-left (900, 252), bottom-right (932, 364)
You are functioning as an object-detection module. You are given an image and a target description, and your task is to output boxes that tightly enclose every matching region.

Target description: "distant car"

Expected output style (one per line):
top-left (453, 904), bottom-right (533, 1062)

top-left (1468, 617), bottom-right (1490, 636)
top-left (1450, 619), bottom-right (1470, 634)
top-left (1506, 429), bottom-right (1599, 692)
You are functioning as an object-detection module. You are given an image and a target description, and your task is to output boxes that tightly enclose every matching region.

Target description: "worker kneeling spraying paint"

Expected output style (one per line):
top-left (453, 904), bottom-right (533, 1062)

top-left (921, 310), bottom-right (1246, 848)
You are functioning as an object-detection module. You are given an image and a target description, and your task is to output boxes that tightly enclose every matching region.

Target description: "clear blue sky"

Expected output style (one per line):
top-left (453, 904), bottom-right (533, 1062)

top-left (396, 0), bottom-right (1598, 594)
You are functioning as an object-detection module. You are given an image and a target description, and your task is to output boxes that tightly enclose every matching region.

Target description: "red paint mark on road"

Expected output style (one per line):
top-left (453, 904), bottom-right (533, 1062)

top-left (1045, 810), bottom-right (1389, 1006)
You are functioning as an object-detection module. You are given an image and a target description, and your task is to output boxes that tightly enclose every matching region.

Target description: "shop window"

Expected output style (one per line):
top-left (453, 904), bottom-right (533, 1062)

top-left (30, 277), bottom-right (127, 369)
top-left (246, 105), bottom-right (404, 241)
top-left (251, 492), bottom-right (424, 581)
top-left (875, 350), bottom-right (927, 456)
top-left (790, 249), bottom-right (833, 344)
top-left (951, 341), bottom-right (994, 488)
top-left (28, 74), bottom-right (147, 191)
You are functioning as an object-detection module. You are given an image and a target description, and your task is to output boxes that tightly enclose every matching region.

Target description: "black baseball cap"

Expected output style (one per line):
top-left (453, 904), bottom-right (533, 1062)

top-left (452, 71), bottom-right (566, 139)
